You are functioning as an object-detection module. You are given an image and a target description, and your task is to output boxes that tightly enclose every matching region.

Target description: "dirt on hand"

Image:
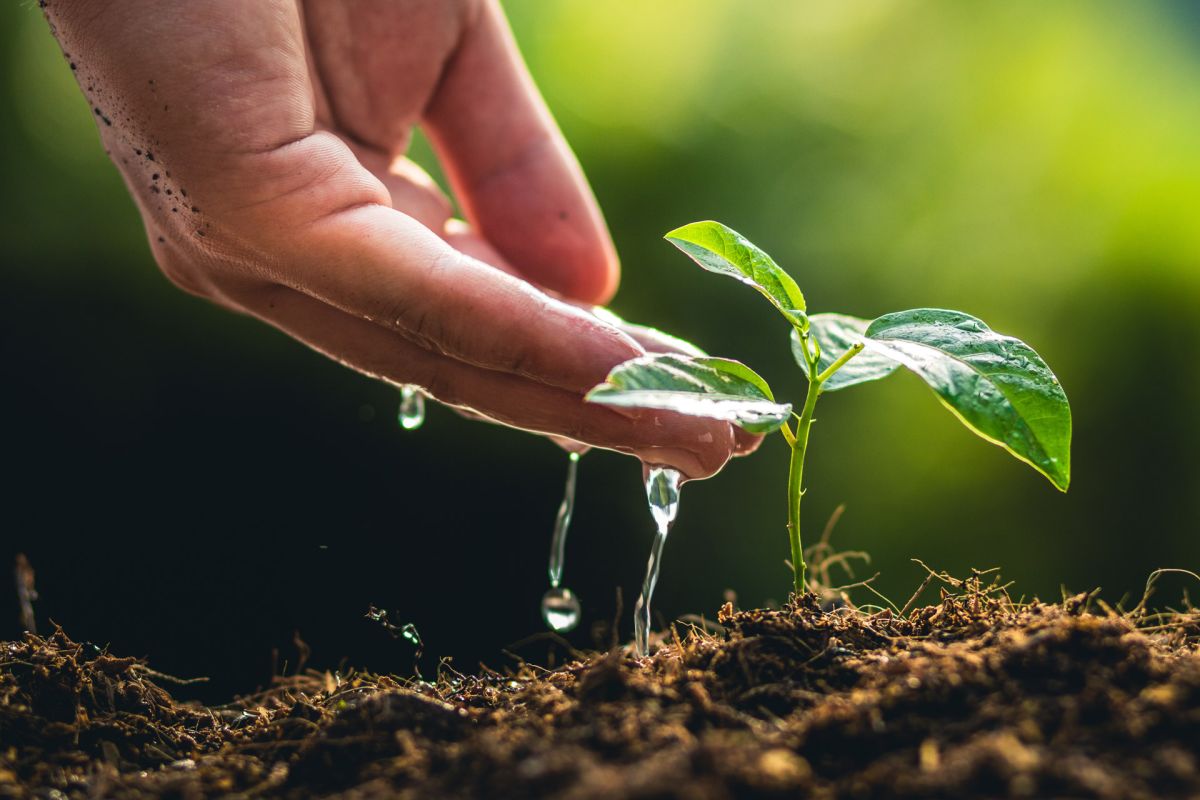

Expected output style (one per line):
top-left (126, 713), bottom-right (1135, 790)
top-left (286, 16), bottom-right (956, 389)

top-left (2, 571), bottom-right (1199, 799)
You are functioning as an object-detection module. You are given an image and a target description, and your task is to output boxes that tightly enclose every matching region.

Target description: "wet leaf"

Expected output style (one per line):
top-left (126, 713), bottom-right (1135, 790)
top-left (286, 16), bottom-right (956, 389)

top-left (791, 313), bottom-right (900, 392)
top-left (864, 309), bottom-right (1071, 491)
top-left (586, 354), bottom-right (791, 433)
top-left (665, 221), bottom-right (807, 328)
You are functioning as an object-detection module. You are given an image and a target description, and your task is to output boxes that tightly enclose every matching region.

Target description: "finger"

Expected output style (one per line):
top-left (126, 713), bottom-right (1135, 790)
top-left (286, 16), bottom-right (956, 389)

top-left (237, 283), bottom-right (735, 479)
top-left (586, 308), bottom-right (708, 358)
top-left (343, 143), bottom-right (530, 284)
top-left (452, 405), bottom-right (589, 456)
top-left (421, 0), bottom-right (618, 304)
top-left (230, 137), bottom-right (636, 397)
top-left (344, 142), bottom-right (455, 234)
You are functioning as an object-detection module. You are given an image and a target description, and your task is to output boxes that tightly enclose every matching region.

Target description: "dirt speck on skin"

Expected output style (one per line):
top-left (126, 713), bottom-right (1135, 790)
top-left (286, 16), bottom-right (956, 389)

top-left (2, 574), bottom-right (1199, 799)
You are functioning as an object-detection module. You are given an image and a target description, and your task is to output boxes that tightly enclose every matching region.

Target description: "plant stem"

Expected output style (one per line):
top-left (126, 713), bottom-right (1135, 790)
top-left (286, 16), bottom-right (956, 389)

top-left (785, 335), bottom-right (865, 596)
top-left (787, 374), bottom-right (821, 596)
top-left (817, 342), bottom-right (865, 383)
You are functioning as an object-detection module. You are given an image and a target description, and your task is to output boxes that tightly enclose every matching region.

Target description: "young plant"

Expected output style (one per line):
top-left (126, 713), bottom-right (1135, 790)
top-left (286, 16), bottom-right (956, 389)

top-left (586, 221), bottom-right (1072, 595)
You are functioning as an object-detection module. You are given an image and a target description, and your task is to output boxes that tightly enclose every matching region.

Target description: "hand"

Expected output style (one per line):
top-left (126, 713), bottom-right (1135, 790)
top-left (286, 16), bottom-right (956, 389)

top-left (46, 0), bottom-right (755, 477)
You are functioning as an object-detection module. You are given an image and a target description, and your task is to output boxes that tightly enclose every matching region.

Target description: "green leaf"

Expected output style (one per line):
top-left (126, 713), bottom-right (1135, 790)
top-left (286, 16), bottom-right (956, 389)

top-left (665, 221), bottom-right (807, 328)
top-left (585, 354), bottom-right (791, 434)
top-left (864, 309), bottom-right (1072, 491)
top-left (791, 313), bottom-right (900, 392)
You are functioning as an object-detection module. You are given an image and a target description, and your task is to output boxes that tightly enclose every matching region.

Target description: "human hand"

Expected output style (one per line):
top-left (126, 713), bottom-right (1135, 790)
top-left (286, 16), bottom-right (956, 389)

top-left (46, 0), bottom-right (756, 477)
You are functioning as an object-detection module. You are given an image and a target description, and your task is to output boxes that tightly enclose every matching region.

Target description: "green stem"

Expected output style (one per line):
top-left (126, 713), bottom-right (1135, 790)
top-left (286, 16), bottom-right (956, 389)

top-left (786, 336), bottom-right (865, 596)
top-left (817, 342), bottom-right (865, 383)
top-left (787, 357), bottom-right (822, 596)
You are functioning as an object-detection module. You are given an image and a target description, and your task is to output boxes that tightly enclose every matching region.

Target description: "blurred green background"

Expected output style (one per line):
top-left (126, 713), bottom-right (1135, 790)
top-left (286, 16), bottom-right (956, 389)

top-left (3, 1), bottom-right (1198, 695)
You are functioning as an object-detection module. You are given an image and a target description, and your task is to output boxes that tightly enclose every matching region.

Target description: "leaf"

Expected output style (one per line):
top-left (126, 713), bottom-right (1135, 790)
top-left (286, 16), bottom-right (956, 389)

top-left (864, 309), bottom-right (1072, 491)
top-left (585, 354), bottom-right (791, 434)
top-left (665, 221), bottom-right (808, 328)
top-left (791, 313), bottom-right (900, 392)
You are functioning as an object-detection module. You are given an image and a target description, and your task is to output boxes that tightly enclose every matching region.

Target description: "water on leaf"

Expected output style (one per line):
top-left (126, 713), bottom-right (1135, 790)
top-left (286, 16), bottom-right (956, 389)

top-left (954, 318), bottom-right (986, 333)
top-left (541, 586), bottom-right (581, 632)
top-left (634, 466), bottom-right (683, 657)
top-left (397, 385), bottom-right (426, 430)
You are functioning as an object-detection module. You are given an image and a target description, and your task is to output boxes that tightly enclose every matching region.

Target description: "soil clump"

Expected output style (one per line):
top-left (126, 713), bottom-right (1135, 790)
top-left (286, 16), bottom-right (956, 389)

top-left (2, 571), bottom-right (1199, 799)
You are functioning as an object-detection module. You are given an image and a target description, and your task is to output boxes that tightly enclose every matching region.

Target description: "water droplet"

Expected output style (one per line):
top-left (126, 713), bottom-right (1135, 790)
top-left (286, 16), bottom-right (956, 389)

top-left (645, 465), bottom-right (680, 532)
top-left (634, 466), bottom-right (683, 657)
top-left (541, 587), bottom-right (581, 632)
top-left (542, 453), bottom-right (584, 632)
top-left (397, 385), bottom-right (425, 430)
top-left (954, 318), bottom-right (986, 333)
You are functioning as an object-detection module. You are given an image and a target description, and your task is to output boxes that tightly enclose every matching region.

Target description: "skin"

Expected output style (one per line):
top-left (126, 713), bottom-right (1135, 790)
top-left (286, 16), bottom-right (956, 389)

top-left (43, 0), bottom-right (758, 478)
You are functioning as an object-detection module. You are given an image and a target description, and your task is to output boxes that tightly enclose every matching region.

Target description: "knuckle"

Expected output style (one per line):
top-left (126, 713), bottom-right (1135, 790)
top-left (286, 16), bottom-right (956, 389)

top-left (390, 249), bottom-right (463, 349)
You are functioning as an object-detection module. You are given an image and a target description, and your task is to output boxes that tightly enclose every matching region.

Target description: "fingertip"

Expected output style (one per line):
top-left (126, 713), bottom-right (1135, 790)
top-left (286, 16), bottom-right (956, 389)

top-left (565, 244), bottom-right (620, 306)
top-left (733, 428), bottom-right (765, 458)
top-left (629, 416), bottom-right (737, 480)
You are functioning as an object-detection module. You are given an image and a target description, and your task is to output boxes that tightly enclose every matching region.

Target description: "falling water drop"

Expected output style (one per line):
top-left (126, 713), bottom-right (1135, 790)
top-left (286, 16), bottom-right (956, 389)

top-left (541, 452), bottom-right (582, 632)
top-left (541, 586), bottom-right (582, 632)
top-left (634, 465), bottom-right (683, 657)
top-left (397, 385), bottom-right (426, 430)
top-left (547, 452), bottom-right (580, 589)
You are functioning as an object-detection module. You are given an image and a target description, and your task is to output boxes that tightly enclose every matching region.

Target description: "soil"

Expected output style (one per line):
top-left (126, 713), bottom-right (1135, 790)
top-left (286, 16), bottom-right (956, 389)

top-left (3, 570), bottom-right (1199, 799)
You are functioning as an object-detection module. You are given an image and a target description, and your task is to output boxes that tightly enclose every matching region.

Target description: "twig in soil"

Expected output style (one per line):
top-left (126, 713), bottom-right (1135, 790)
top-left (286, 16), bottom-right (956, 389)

top-left (502, 630), bottom-right (588, 662)
top-left (611, 586), bottom-right (623, 651)
top-left (818, 551), bottom-right (872, 582)
top-left (912, 559), bottom-right (969, 590)
top-left (677, 614), bottom-right (727, 636)
top-left (803, 505), bottom-right (859, 586)
top-left (856, 580), bottom-right (901, 614)
top-left (292, 630), bottom-right (310, 674)
top-left (132, 665), bottom-right (209, 686)
top-left (819, 503), bottom-right (846, 547)
top-left (365, 605), bottom-right (425, 679)
top-left (825, 571), bottom-right (882, 595)
top-left (14, 553), bottom-right (37, 633)
top-left (1130, 568), bottom-right (1200, 619)
top-left (900, 569), bottom-right (935, 619)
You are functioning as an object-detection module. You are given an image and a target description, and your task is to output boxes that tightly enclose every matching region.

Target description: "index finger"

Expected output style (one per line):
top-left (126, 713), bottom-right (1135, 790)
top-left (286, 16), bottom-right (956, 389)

top-left (421, 0), bottom-right (619, 305)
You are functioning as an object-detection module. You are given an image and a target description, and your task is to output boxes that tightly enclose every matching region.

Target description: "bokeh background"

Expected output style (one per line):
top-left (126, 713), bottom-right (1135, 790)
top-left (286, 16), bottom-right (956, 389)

top-left (3, 1), bottom-right (1198, 700)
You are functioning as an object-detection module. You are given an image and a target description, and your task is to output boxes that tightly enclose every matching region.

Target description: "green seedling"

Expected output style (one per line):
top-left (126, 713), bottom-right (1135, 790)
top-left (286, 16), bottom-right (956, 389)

top-left (587, 221), bottom-right (1072, 595)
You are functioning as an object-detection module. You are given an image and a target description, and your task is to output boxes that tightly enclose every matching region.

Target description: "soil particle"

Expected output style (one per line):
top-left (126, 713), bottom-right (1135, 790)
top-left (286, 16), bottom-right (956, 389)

top-left (2, 576), bottom-right (1198, 799)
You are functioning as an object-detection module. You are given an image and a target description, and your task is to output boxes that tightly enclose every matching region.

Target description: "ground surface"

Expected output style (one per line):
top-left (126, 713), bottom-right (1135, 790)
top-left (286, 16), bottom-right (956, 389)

top-left (2, 570), bottom-right (1199, 799)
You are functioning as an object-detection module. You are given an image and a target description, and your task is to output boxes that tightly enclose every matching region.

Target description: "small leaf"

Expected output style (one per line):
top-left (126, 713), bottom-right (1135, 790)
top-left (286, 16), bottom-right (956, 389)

top-left (791, 313), bottom-right (900, 392)
top-left (665, 221), bottom-right (807, 328)
top-left (586, 354), bottom-right (791, 434)
top-left (864, 309), bottom-right (1072, 491)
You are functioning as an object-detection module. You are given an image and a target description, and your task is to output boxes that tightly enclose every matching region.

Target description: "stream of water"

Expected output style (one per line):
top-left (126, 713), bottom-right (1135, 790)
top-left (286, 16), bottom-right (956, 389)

top-left (634, 466), bottom-right (683, 656)
top-left (540, 452), bottom-right (582, 632)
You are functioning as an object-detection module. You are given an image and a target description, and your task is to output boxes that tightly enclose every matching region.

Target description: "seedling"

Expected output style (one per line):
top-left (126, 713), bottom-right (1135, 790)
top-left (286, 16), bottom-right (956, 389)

top-left (587, 221), bottom-right (1072, 595)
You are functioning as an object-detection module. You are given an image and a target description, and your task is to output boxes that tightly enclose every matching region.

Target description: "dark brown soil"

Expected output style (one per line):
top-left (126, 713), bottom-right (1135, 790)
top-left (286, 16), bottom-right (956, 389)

top-left (3, 572), bottom-right (1199, 799)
